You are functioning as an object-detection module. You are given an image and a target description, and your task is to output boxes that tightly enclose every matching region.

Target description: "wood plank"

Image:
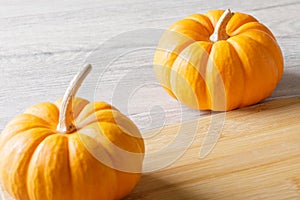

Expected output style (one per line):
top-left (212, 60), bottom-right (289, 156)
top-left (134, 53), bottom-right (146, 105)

top-left (3, 98), bottom-right (300, 200)
top-left (124, 98), bottom-right (300, 200)
top-left (2, 98), bottom-right (300, 200)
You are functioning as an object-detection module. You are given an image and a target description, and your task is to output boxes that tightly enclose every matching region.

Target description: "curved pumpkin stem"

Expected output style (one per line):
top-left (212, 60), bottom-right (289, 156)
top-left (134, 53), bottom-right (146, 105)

top-left (210, 9), bottom-right (234, 42)
top-left (57, 64), bottom-right (92, 133)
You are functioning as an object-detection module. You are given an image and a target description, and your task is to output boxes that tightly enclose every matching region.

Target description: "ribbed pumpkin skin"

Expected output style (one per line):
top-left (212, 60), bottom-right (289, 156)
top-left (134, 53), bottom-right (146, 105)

top-left (0, 97), bottom-right (144, 200)
top-left (154, 10), bottom-right (284, 111)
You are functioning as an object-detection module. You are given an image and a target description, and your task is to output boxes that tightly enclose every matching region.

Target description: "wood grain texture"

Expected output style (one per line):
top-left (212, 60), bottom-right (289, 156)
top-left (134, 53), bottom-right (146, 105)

top-left (124, 98), bottom-right (300, 200)
top-left (0, 0), bottom-right (299, 132)
top-left (0, 1), bottom-right (299, 199)
top-left (2, 98), bottom-right (299, 200)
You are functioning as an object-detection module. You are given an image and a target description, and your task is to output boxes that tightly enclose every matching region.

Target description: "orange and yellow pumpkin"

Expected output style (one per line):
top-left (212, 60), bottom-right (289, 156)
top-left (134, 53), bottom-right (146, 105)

top-left (0, 65), bottom-right (144, 200)
top-left (154, 9), bottom-right (284, 111)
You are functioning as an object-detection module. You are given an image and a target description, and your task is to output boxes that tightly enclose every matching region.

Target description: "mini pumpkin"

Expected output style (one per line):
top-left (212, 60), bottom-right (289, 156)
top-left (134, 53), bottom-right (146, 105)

top-left (0, 65), bottom-right (144, 200)
top-left (154, 9), bottom-right (284, 111)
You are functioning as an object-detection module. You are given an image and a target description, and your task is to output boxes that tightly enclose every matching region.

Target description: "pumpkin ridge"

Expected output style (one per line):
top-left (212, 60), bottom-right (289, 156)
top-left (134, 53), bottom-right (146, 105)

top-left (6, 113), bottom-right (51, 128)
top-left (201, 42), bottom-right (213, 109)
top-left (228, 35), bottom-right (278, 105)
top-left (239, 31), bottom-right (284, 83)
top-left (80, 121), bottom-right (144, 154)
top-left (65, 137), bottom-right (73, 200)
top-left (226, 12), bottom-right (258, 35)
top-left (0, 128), bottom-right (55, 200)
top-left (156, 40), bottom-right (197, 99)
top-left (185, 14), bottom-right (214, 36)
top-left (239, 34), bottom-right (281, 92)
top-left (27, 134), bottom-right (72, 199)
top-left (226, 37), bottom-right (259, 107)
top-left (205, 42), bottom-right (227, 110)
top-left (77, 110), bottom-right (143, 140)
top-left (172, 41), bottom-right (211, 69)
top-left (24, 102), bottom-right (59, 127)
top-left (3, 127), bottom-right (56, 146)
top-left (226, 39), bottom-right (247, 109)
top-left (186, 41), bottom-right (213, 109)
top-left (75, 109), bottom-right (116, 129)
top-left (169, 19), bottom-right (211, 41)
top-left (0, 123), bottom-right (54, 148)
top-left (74, 109), bottom-right (136, 135)
top-left (24, 129), bottom-right (57, 200)
top-left (171, 41), bottom-right (213, 109)
top-left (75, 101), bottom-right (118, 125)
top-left (72, 130), bottom-right (121, 200)
top-left (229, 22), bottom-right (276, 40)
top-left (64, 135), bottom-right (78, 200)
top-left (69, 133), bottom-right (119, 200)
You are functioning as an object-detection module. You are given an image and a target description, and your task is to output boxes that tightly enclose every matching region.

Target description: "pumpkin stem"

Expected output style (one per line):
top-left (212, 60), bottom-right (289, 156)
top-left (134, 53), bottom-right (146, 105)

top-left (57, 64), bottom-right (92, 133)
top-left (210, 9), bottom-right (234, 42)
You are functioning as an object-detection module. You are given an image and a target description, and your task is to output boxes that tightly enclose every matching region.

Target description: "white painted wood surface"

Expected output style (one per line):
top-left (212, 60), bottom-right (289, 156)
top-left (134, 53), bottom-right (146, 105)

top-left (0, 0), bottom-right (299, 199)
top-left (0, 0), bottom-right (299, 132)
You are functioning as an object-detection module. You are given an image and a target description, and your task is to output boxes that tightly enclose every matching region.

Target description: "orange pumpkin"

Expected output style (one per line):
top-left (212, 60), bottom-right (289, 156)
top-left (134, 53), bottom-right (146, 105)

top-left (0, 65), bottom-right (144, 200)
top-left (154, 9), bottom-right (284, 111)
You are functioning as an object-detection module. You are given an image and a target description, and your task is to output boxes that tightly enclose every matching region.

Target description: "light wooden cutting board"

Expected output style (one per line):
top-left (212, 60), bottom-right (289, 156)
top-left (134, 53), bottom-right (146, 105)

top-left (1, 98), bottom-right (300, 200)
top-left (125, 98), bottom-right (300, 200)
